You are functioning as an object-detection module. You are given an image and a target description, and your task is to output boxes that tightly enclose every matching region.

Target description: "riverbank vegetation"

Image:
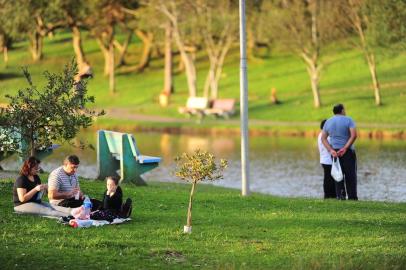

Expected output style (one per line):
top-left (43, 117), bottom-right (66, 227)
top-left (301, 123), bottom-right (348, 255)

top-left (1, 178), bottom-right (405, 269)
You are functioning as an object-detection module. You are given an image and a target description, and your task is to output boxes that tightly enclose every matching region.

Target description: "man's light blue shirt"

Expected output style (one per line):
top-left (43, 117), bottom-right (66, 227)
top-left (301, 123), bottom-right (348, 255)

top-left (323, 115), bottom-right (356, 149)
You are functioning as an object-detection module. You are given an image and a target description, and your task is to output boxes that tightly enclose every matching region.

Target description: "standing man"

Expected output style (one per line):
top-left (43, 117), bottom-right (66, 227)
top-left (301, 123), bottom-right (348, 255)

top-left (48, 155), bottom-right (100, 210)
top-left (321, 104), bottom-right (358, 200)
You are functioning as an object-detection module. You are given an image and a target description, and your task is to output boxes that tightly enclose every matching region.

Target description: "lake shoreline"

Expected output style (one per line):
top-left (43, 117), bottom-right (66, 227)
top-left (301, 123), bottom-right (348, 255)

top-left (90, 121), bottom-right (406, 140)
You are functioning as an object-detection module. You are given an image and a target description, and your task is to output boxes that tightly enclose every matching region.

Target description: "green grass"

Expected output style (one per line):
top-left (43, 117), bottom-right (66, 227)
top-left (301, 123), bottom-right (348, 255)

top-left (1, 178), bottom-right (405, 269)
top-left (1, 31), bottom-right (406, 127)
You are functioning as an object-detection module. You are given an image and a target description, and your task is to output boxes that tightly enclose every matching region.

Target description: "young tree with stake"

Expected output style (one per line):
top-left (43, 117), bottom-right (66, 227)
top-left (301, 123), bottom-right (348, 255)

top-left (174, 149), bottom-right (227, 234)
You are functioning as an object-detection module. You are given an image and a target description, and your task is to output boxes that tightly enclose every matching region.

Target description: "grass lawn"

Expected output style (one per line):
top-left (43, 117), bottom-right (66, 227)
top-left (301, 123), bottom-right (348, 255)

top-left (0, 31), bottom-right (406, 128)
top-left (1, 177), bottom-right (405, 269)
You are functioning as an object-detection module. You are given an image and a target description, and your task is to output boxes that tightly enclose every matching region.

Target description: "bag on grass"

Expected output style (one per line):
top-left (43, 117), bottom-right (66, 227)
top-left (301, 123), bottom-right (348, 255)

top-left (331, 157), bottom-right (343, 182)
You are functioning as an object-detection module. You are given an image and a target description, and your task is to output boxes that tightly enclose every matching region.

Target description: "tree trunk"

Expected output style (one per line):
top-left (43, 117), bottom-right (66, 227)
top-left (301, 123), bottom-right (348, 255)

top-left (203, 58), bottom-right (215, 98)
top-left (71, 26), bottom-right (88, 71)
top-left (211, 39), bottom-right (232, 100)
top-left (302, 52), bottom-right (321, 108)
top-left (109, 42), bottom-right (115, 94)
top-left (365, 53), bottom-right (381, 105)
top-left (159, 3), bottom-right (197, 97)
top-left (177, 55), bottom-right (185, 72)
top-left (115, 31), bottom-right (133, 67)
top-left (348, 0), bottom-right (382, 106)
top-left (301, 0), bottom-right (321, 108)
top-left (163, 21), bottom-right (174, 95)
top-left (309, 64), bottom-right (321, 108)
top-left (186, 181), bottom-right (197, 227)
top-left (97, 38), bottom-right (110, 76)
top-left (135, 30), bottom-right (153, 72)
top-left (30, 139), bottom-right (35, 157)
top-left (29, 32), bottom-right (43, 61)
top-left (3, 46), bottom-right (8, 67)
top-left (246, 19), bottom-right (255, 59)
top-left (181, 52), bottom-right (197, 97)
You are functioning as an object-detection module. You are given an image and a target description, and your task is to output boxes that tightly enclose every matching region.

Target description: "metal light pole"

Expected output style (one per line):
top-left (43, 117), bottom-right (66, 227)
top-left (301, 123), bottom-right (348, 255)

top-left (239, 0), bottom-right (250, 196)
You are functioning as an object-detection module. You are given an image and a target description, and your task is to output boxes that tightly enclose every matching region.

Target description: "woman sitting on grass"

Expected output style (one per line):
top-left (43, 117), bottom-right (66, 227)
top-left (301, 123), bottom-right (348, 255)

top-left (13, 156), bottom-right (74, 217)
top-left (90, 176), bottom-right (132, 222)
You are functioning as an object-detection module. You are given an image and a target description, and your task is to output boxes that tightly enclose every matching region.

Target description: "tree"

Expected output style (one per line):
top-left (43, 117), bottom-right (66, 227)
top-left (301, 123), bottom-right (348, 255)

top-left (269, 0), bottom-right (340, 108)
top-left (58, 0), bottom-right (92, 73)
top-left (340, 0), bottom-right (406, 106)
top-left (174, 149), bottom-right (227, 234)
top-left (0, 60), bottom-right (104, 159)
top-left (194, 0), bottom-right (238, 99)
top-left (87, 0), bottom-right (138, 94)
top-left (246, 0), bottom-right (273, 59)
top-left (341, 0), bottom-right (381, 105)
top-left (157, 0), bottom-right (200, 97)
top-left (0, 0), bottom-right (29, 65)
top-left (11, 0), bottom-right (66, 61)
top-left (121, 3), bottom-right (159, 73)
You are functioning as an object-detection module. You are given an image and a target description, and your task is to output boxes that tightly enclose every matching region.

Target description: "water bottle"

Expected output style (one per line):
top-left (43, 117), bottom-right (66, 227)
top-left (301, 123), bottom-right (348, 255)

top-left (83, 195), bottom-right (92, 219)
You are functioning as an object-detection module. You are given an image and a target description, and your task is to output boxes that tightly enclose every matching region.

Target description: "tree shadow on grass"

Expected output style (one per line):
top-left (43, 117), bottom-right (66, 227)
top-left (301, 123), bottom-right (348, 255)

top-left (0, 72), bottom-right (22, 80)
top-left (48, 37), bottom-right (72, 44)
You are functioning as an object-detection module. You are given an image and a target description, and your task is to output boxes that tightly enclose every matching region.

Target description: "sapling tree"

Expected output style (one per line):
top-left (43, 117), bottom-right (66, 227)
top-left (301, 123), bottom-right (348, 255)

top-left (0, 59), bottom-right (104, 159)
top-left (174, 149), bottom-right (227, 233)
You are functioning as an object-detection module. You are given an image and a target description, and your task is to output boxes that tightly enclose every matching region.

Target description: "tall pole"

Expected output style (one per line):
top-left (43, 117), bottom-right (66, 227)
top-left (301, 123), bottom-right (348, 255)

top-left (239, 0), bottom-right (250, 196)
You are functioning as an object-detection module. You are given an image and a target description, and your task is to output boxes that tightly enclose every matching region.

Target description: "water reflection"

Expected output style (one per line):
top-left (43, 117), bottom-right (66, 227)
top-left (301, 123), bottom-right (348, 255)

top-left (2, 131), bottom-right (406, 202)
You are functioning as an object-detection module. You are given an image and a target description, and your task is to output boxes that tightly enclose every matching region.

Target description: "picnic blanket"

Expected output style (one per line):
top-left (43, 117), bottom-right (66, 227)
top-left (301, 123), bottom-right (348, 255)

top-left (59, 217), bottom-right (131, 228)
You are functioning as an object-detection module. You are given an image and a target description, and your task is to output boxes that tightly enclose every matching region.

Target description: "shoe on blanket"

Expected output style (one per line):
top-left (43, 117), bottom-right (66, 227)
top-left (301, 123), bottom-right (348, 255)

top-left (121, 198), bottom-right (132, 218)
top-left (58, 215), bottom-right (74, 224)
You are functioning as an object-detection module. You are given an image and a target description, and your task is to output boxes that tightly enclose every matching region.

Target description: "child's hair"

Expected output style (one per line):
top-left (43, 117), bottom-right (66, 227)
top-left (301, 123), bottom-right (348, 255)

top-left (106, 176), bottom-right (120, 185)
top-left (320, 119), bottom-right (327, 130)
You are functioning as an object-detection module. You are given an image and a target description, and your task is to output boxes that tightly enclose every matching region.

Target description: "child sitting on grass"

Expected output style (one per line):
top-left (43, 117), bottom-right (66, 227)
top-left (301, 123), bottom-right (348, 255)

top-left (72, 176), bottom-right (132, 222)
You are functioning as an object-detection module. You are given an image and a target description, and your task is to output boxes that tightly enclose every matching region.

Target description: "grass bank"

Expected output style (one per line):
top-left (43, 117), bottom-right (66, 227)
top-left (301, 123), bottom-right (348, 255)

top-left (1, 178), bottom-right (405, 269)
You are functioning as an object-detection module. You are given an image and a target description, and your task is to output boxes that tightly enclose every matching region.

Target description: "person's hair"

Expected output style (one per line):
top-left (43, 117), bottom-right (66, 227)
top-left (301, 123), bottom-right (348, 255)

top-left (106, 176), bottom-right (120, 185)
top-left (20, 156), bottom-right (41, 176)
top-left (64, 155), bottom-right (80, 165)
top-left (333, 104), bottom-right (344, 114)
top-left (320, 119), bottom-right (327, 130)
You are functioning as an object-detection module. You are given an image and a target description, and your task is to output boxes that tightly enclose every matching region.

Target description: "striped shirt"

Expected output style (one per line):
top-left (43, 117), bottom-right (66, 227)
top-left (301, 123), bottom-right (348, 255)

top-left (48, 166), bottom-right (80, 205)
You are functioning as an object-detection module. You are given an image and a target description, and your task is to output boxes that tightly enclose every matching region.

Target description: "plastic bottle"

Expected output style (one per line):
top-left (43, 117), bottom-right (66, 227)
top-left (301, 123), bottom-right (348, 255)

top-left (83, 195), bottom-right (92, 219)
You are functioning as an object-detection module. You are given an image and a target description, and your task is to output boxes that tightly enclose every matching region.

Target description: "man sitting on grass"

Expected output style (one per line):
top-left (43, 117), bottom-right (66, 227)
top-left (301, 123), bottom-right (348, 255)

top-left (48, 155), bottom-right (100, 211)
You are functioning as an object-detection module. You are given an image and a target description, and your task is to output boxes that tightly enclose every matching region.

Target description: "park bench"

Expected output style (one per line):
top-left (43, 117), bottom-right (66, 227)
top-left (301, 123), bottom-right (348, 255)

top-left (178, 97), bottom-right (209, 118)
top-left (204, 99), bottom-right (236, 119)
top-left (0, 127), bottom-right (60, 169)
top-left (96, 130), bottom-right (161, 185)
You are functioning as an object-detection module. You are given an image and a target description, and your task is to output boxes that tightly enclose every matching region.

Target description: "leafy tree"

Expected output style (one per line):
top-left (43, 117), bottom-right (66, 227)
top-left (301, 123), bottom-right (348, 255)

top-left (57, 0), bottom-right (92, 73)
top-left (7, 0), bottom-right (66, 61)
top-left (0, 60), bottom-right (104, 159)
top-left (269, 0), bottom-right (341, 108)
top-left (193, 0), bottom-right (238, 99)
top-left (340, 0), bottom-right (406, 105)
top-left (174, 149), bottom-right (227, 233)
top-left (156, 0), bottom-right (201, 97)
top-left (87, 0), bottom-right (139, 94)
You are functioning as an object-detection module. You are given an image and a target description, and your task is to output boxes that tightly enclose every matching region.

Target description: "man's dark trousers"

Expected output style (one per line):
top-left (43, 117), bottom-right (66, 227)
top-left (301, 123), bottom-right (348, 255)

top-left (335, 149), bottom-right (358, 200)
top-left (322, 164), bottom-right (336, 198)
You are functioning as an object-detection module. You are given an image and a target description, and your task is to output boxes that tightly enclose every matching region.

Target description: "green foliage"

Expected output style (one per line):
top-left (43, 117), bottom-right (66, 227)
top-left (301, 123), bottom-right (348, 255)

top-left (0, 59), bottom-right (104, 157)
top-left (174, 149), bottom-right (227, 183)
top-left (365, 0), bottom-right (406, 48)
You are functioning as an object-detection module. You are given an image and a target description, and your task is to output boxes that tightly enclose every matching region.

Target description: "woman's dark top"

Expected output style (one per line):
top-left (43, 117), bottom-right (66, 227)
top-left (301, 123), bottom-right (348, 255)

top-left (102, 186), bottom-right (123, 212)
top-left (13, 175), bottom-right (41, 206)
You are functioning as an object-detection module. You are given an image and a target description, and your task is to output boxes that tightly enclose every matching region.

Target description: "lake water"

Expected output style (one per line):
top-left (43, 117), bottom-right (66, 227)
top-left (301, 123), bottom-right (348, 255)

top-left (2, 131), bottom-right (406, 202)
